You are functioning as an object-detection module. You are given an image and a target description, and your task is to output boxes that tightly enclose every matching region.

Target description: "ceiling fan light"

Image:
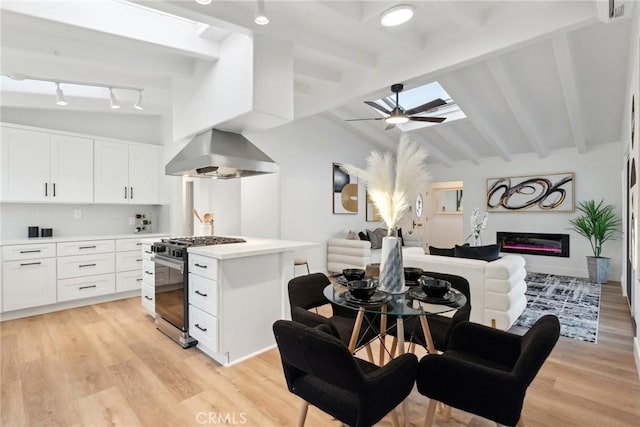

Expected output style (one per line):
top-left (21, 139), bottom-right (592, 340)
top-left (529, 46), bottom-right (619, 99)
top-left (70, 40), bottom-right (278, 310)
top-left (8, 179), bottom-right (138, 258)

top-left (255, 0), bottom-right (269, 25)
top-left (380, 5), bottom-right (414, 27)
top-left (385, 115), bottom-right (409, 125)
top-left (55, 82), bottom-right (68, 106)
top-left (109, 88), bottom-right (120, 109)
top-left (133, 90), bottom-right (144, 110)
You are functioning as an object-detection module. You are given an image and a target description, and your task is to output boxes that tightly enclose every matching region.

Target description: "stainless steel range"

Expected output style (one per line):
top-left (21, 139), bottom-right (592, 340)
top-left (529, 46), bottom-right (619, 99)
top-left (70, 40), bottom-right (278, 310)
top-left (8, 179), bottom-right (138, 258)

top-left (151, 236), bottom-right (246, 347)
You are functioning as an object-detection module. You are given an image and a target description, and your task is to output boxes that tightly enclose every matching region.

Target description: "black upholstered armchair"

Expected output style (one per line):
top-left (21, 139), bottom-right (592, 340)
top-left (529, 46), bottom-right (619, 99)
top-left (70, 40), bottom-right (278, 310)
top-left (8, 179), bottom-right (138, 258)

top-left (287, 273), bottom-right (379, 353)
top-left (416, 315), bottom-right (560, 426)
top-left (273, 319), bottom-right (418, 427)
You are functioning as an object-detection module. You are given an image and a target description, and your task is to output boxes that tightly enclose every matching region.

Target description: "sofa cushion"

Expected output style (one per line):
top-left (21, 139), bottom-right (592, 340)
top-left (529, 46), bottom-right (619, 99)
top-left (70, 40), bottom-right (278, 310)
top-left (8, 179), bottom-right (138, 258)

top-left (358, 231), bottom-right (369, 241)
top-left (367, 228), bottom-right (387, 250)
top-left (429, 246), bottom-right (455, 257)
top-left (455, 244), bottom-right (501, 261)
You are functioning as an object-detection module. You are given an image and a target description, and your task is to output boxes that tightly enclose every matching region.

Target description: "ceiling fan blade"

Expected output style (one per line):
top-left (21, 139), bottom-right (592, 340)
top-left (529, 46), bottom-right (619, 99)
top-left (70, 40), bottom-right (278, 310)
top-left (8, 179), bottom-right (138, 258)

top-left (405, 98), bottom-right (447, 116)
top-left (409, 116), bottom-right (446, 123)
top-left (385, 123), bottom-right (396, 130)
top-left (345, 117), bottom-right (385, 122)
top-left (364, 101), bottom-right (391, 114)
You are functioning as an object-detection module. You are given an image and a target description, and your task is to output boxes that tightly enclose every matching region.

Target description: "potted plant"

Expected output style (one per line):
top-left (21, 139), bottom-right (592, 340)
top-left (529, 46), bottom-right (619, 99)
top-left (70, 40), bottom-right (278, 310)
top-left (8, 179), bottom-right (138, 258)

top-left (569, 199), bottom-right (621, 283)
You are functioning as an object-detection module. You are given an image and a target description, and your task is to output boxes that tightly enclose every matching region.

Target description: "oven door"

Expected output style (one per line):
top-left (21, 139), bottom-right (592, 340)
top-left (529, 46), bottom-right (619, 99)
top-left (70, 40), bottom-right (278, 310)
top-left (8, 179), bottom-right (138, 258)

top-left (153, 255), bottom-right (187, 331)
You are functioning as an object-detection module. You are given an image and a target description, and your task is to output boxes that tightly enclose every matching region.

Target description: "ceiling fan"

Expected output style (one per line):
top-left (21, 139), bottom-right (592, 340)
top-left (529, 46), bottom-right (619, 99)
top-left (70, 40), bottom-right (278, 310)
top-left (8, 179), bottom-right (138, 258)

top-left (345, 83), bottom-right (447, 130)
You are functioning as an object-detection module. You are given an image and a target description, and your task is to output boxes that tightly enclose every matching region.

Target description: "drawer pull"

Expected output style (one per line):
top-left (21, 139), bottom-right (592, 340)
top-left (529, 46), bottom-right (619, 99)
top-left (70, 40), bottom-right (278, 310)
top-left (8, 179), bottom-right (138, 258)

top-left (136, 278), bottom-right (143, 282)
top-left (194, 323), bottom-right (207, 332)
top-left (195, 290), bottom-right (208, 297)
top-left (144, 295), bottom-right (153, 301)
top-left (144, 270), bottom-right (153, 275)
top-left (20, 261), bottom-right (42, 267)
top-left (79, 263), bottom-right (96, 268)
top-left (79, 285), bottom-right (97, 290)
top-left (136, 259), bottom-right (143, 262)
top-left (136, 243), bottom-right (142, 246)
top-left (144, 251), bottom-right (152, 255)
top-left (19, 249), bottom-right (41, 254)
top-left (194, 263), bottom-right (208, 269)
top-left (79, 245), bottom-right (97, 249)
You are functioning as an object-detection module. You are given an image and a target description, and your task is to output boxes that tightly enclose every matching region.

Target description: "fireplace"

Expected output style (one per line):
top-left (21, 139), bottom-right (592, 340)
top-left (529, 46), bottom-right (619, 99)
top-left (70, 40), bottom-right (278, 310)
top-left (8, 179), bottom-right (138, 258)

top-left (497, 232), bottom-right (569, 257)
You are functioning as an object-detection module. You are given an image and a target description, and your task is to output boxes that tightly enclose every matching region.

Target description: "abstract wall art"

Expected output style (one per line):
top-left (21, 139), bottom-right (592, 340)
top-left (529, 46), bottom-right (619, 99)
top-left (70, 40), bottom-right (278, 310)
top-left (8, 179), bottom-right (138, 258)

top-left (486, 172), bottom-right (574, 212)
top-left (333, 162), bottom-right (358, 214)
top-left (366, 189), bottom-right (381, 221)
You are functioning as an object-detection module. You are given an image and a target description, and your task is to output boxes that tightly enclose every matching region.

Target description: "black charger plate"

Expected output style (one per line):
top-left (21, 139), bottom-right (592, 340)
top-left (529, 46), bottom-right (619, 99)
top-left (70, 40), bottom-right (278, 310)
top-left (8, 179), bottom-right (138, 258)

top-left (407, 287), bottom-right (464, 306)
top-left (342, 290), bottom-right (391, 306)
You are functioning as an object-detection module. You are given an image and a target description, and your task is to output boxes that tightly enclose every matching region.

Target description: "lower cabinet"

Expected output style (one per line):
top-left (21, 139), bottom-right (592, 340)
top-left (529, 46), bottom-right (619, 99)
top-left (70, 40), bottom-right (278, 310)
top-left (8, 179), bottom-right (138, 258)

top-left (2, 257), bottom-right (56, 311)
top-left (141, 282), bottom-right (155, 313)
top-left (58, 273), bottom-right (115, 302)
top-left (116, 270), bottom-right (143, 293)
top-left (189, 304), bottom-right (219, 352)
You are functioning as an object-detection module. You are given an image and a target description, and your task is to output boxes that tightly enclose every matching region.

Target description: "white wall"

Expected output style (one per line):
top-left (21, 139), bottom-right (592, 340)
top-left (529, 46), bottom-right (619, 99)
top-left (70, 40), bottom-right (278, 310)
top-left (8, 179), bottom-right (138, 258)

top-left (427, 181), bottom-right (464, 248)
top-left (244, 114), bottom-right (378, 273)
top-left (429, 142), bottom-right (624, 280)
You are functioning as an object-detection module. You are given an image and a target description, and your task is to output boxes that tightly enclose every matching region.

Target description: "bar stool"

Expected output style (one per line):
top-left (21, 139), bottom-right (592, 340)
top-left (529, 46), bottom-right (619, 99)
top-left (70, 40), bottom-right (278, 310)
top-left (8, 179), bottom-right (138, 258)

top-left (294, 257), bottom-right (310, 276)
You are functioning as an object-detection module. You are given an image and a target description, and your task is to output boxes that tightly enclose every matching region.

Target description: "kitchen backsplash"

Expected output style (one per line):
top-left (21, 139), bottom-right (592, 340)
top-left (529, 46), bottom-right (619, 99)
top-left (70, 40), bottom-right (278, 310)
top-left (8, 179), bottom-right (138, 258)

top-left (0, 204), bottom-right (165, 240)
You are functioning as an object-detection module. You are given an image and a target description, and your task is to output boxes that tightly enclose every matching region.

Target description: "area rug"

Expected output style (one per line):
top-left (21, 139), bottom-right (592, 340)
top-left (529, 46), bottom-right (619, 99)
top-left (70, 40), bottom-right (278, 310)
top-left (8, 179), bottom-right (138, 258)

top-left (513, 272), bottom-right (601, 343)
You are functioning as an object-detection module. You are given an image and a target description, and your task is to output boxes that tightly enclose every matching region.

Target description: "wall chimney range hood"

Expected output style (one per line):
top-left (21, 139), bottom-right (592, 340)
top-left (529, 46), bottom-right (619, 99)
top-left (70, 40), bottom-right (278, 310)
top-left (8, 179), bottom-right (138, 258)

top-left (165, 129), bottom-right (278, 179)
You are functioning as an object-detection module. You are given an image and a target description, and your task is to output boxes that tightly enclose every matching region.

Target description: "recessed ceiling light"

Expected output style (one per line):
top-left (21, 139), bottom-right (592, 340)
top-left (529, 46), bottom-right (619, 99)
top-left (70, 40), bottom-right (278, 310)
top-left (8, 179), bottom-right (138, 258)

top-left (195, 0), bottom-right (212, 5)
top-left (380, 5), bottom-right (414, 27)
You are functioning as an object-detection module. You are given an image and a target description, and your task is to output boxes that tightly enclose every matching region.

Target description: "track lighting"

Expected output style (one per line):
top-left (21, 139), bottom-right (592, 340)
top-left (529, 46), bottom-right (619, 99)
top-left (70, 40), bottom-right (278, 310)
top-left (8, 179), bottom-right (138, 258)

top-left (255, 0), bottom-right (269, 25)
top-left (133, 90), bottom-right (144, 110)
top-left (109, 88), bottom-right (120, 109)
top-left (55, 82), bottom-right (68, 106)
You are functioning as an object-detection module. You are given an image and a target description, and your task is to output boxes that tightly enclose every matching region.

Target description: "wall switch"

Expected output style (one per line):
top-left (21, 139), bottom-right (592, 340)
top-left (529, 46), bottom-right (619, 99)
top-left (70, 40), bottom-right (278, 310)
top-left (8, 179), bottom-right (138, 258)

top-left (73, 209), bottom-right (82, 219)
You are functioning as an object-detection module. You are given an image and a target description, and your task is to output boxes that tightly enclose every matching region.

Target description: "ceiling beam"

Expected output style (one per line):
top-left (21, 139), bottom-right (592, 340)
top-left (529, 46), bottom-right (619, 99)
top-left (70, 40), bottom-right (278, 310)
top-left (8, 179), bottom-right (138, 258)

top-left (294, 61), bottom-right (342, 84)
top-left (336, 104), bottom-right (398, 149)
top-left (412, 135), bottom-right (454, 168)
top-left (321, 110), bottom-right (392, 152)
top-left (485, 58), bottom-right (548, 158)
top-left (425, 2), bottom-right (484, 32)
top-left (315, 1), bottom-right (362, 22)
top-left (439, 76), bottom-right (512, 161)
top-left (552, 35), bottom-right (588, 154)
top-left (1, 3), bottom-right (220, 60)
top-left (431, 124), bottom-right (481, 165)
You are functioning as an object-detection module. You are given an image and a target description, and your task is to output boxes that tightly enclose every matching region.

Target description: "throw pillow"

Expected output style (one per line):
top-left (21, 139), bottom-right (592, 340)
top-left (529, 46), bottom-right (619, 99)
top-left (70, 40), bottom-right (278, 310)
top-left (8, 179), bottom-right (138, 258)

top-left (428, 245), bottom-right (455, 257)
top-left (358, 231), bottom-right (369, 241)
top-left (454, 244), bottom-right (501, 261)
top-left (397, 228), bottom-right (404, 246)
top-left (347, 230), bottom-right (358, 240)
top-left (367, 228), bottom-right (386, 250)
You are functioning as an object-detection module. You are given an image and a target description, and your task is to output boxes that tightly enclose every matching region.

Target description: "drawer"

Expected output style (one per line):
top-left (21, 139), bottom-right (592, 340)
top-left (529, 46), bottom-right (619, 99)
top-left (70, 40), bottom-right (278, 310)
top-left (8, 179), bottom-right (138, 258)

top-left (2, 243), bottom-right (56, 261)
top-left (57, 240), bottom-right (115, 256)
top-left (188, 273), bottom-right (219, 316)
top-left (141, 282), bottom-right (155, 313)
top-left (116, 270), bottom-right (142, 292)
top-left (57, 253), bottom-right (115, 279)
top-left (142, 244), bottom-right (153, 260)
top-left (188, 254), bottom-right (218, 280)
top-left (189, 304), bottom-right (218, 352)
top-left (57, 273), bottom-right (115, 302)
top-left (142, 259), bottom-right (156, 285)
top-left (116, 250), bottom-right (143, 272)
top-left (115, 238), bottom-right (143, 252)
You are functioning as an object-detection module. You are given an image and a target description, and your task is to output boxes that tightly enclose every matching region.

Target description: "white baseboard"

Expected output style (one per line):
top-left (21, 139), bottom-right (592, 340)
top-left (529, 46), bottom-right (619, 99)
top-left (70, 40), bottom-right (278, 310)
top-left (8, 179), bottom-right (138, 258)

top-left (635, 337), bottom-right (640, 382)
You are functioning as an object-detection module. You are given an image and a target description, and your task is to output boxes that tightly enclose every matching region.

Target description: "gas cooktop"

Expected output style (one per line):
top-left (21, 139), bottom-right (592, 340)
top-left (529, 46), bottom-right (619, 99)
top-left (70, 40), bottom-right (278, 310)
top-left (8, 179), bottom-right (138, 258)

top-left (152, 236), bottom-right (246, 260)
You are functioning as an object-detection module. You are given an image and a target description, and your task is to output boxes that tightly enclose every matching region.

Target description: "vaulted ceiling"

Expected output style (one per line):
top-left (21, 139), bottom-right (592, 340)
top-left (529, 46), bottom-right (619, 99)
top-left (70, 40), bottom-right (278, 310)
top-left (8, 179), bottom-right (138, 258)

top-left (0, 1), bottom-right (633, 165)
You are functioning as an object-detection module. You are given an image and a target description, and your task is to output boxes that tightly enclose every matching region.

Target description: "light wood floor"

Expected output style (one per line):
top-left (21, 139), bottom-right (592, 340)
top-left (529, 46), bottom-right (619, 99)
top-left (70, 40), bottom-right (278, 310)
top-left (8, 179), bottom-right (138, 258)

top-left (1, 281), bottom-right (639, 427)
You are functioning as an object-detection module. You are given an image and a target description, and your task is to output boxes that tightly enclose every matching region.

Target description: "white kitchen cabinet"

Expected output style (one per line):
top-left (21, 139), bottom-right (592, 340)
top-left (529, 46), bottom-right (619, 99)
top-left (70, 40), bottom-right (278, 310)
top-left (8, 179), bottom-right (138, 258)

top-left (3, 257), bottom-right (57, 311)
top-left (57, 253), bottom-right (115, 279)
top-left (94, 140), bottom-right (160, 204)
top-left (57, 273), bottom-right (115, 302)
top-left (0, 127), bottom-right (93, 203)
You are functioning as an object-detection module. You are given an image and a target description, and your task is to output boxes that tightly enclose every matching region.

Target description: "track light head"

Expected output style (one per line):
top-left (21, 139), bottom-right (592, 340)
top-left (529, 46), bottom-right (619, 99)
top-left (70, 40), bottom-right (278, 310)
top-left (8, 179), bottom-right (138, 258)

top-left (255, 0), bottom-right (269, 25)
top-left (133, 90), bottom-right (144, 111)
top-left (109, 88), bottom-right (120, 109)
top-left (55, 82), bottom-right (68, 106)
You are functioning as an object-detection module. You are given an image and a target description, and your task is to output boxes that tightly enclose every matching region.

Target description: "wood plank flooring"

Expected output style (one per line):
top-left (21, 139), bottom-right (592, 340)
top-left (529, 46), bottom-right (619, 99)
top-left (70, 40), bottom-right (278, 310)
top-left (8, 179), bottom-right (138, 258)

top-left (1, 281), bottom-right (639, 426)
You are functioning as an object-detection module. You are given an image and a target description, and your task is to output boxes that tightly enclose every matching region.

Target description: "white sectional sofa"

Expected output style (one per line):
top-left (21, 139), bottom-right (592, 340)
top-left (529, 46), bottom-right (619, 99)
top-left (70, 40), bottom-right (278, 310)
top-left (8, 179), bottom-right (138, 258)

top-left (326, 239), bottom-right (527, 330)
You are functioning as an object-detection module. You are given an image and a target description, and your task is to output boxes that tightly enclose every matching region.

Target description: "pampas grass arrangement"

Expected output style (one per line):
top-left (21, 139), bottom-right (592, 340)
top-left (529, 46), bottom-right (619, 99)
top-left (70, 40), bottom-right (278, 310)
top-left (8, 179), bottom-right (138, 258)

top-left (342, 134), bottom-right (430, 231)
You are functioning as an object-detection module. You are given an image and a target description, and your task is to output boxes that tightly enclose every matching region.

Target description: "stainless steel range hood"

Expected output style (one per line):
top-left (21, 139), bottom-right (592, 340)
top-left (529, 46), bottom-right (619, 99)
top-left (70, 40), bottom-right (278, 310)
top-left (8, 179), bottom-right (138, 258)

top-left (165, 129), bottom-right (278, 179)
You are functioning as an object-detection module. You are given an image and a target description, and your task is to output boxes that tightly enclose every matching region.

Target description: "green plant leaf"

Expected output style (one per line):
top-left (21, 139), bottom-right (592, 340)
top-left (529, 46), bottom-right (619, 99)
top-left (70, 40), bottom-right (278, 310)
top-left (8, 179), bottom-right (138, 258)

top-left (569, 199), bottom-right (621, 257)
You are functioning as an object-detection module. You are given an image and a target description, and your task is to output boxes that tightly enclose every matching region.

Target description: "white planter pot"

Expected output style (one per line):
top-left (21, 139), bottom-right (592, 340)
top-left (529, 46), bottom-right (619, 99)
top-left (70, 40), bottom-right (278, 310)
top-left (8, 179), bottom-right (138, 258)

top-left (586, 256), bottom-right (610, 284)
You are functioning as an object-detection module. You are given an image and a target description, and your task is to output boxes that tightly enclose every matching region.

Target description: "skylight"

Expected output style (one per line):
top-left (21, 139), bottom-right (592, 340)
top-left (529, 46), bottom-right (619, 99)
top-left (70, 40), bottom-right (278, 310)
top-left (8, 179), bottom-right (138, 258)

top-left (375, 81), bottom-right (466, 131)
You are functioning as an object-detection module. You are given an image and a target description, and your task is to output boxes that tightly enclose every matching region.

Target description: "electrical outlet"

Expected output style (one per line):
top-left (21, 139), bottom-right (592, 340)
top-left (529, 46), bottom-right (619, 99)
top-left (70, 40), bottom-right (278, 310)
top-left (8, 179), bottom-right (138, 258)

top-left (73, 209), bottom-right (82, 219)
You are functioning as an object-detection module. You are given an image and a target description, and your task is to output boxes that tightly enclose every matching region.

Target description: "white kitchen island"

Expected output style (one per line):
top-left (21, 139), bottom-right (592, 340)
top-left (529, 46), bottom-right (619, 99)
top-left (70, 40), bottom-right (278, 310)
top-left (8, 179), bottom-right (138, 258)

top-left (186, 237), bottom-right (314, 367)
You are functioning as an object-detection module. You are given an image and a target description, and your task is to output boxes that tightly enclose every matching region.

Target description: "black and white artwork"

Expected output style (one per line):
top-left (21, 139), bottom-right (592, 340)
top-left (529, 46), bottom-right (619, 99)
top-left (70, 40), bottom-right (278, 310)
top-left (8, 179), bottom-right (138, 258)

top-left (486, 172), bottom-right (574, 212)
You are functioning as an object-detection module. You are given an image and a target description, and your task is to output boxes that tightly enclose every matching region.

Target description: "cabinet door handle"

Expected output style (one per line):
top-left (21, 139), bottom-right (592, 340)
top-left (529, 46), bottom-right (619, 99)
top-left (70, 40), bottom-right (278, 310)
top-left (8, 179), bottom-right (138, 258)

top-left (45, 182), bottom-right (48, 197)
top-left (79, 263), bottom-right (96, 268)
top-left (79, 245), bottom-right (96, 249)
top-left (144, 295), bottom-right (153, 301)
top-left (130, 187), bottom-right (134, 199)
top-left (79, 285), bottom-right (97, 290)
top-left (194, 263), bottom-right (207, 269)
top-left (194, 323), bottom-right (207, 332)
top-left (136, 278), bottom-right (143, 282)
top-left (144, 251), bottom-right (152, 255)
top-left (136, 243), bottom-right (142, 246)
top-left (53, 183), bottom-right (56, 197)
top-left (195, 290), bottom-right (208, 297)
top-left (20, 262), bottom-right (41, 267)
top-left (20, 249), bottom-right (41, 254)
top-left (144, 270), bottom-right (153, 275)
top-left (124, 186), bottom-right (128, 199)
top-left (136, 259), bottom-right (142, 262)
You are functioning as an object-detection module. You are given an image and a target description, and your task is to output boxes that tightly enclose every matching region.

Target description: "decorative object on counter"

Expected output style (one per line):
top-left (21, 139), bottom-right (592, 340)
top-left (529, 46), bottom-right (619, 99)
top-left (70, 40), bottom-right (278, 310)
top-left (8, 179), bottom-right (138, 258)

top-left (193, 209), bottom-right (204, 223)
top-left (28, 226), bottom-right (39, 238)
top-left (486, 172), bottom-right (574, 212)
top-left (465, 207), bottom-right (488, 246)
top-left (134, 213), bottom-right (152, 233)
top-left (203, 212), bottom-right (215, 236)
top-left (40, 228), bottom-right (53, 237)
top-left (342, 134), bottom-right (430, 294)
top-left (332, 162), bottom-right (358, 214)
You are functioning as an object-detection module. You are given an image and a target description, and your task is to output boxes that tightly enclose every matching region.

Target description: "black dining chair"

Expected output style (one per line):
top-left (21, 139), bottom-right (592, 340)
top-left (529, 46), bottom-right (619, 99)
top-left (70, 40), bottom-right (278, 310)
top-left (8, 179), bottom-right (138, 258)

top-left (389, 272), bottom-right (472, 355)
top-left (287, 273), bottom-right (379, 357)
top-left (416, 315), bottom-right (560, 427)
top-left (273, 319), bottom-right (418, 427)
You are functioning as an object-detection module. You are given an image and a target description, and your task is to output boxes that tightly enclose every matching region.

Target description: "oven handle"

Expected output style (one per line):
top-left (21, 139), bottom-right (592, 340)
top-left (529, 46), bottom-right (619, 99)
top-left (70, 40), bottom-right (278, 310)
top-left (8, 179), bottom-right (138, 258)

top-left (151, 255), bottom-right (184, 273)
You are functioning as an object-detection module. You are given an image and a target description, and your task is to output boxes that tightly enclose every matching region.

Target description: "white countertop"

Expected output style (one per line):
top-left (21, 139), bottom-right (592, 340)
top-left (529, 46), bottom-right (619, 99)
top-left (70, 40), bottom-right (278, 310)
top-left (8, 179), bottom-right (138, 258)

top-left (188, 237), bottom-right (316, 260)
top-left (0, 233), bottom-right (169, 246)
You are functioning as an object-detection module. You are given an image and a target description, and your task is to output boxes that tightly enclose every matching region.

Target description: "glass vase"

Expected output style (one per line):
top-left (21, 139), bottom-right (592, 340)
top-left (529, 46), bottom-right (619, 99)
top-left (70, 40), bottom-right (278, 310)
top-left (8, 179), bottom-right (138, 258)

top-left (379, 228), bottom-right (406, 294)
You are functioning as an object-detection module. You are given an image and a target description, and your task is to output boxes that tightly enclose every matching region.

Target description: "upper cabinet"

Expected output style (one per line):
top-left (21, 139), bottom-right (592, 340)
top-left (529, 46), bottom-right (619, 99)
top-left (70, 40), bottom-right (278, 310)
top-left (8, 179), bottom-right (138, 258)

top-left (94, 140), bottom-right (160, 204)
top-left (1, 127), bottom-right (93, 203)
